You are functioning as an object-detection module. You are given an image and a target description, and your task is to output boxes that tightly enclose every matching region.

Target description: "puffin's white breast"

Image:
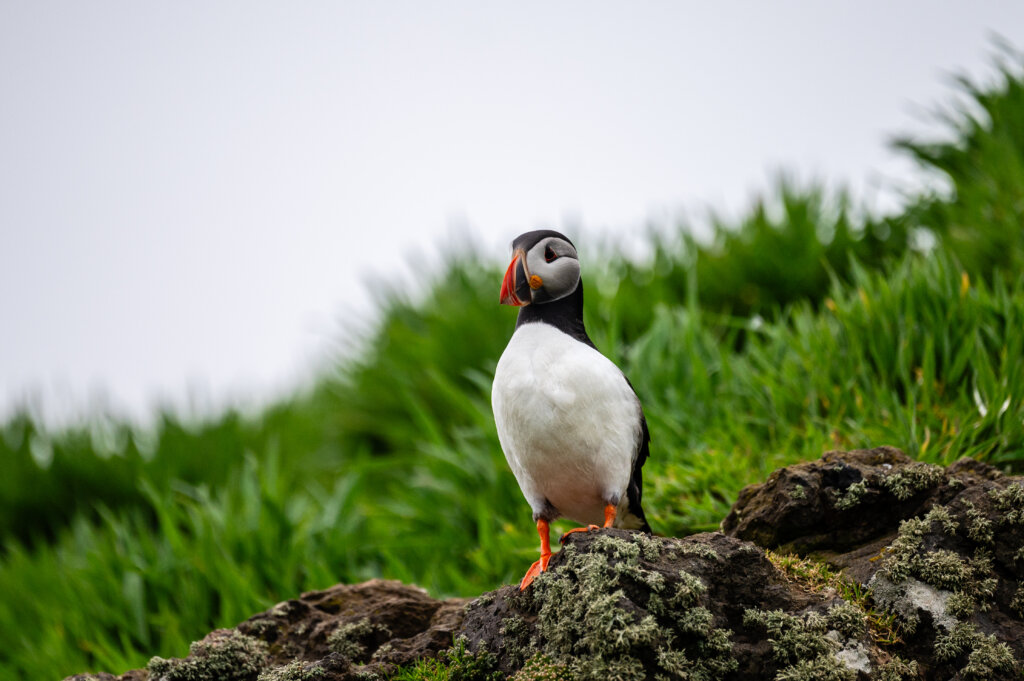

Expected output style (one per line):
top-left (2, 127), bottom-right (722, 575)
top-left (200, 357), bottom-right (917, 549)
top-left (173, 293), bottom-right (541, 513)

top-left (491, 322), bottom-right (640, 525)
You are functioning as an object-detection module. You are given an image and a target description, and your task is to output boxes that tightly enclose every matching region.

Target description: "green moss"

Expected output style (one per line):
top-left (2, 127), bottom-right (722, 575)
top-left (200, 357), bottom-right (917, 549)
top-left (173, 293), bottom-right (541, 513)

top-left (439, 637), bottom-right (503, 681)
top-left (934, 622), bottom-right (1016, 679)
top-left (989, 483), bottom-right (1024, 526)
top-left (917, 549), bottom-right (971, 590)
top-left (881, 463), bottom-right (944, 500)
top-left (570, 656), bottom-right (645, 681)
top-left (591, 534), bottom-right (642, 562)
top-left (391, 637), bottom-right (501, 681)
top-left (963, 501), bottom-right (994, 544)
top-left (825, 602), bottom-right (866, 639)
top-left (877, 656), bottom-right (918, 681)
top-left (524, 535), bottom-right (736, 680)
top-left (147, 630), bottom-right (269, 681)
top-left (878, 506), bottom-right (1000, 620)
top-left (790, 484), bottom-right (807, 501)
top-left (327, 618), bottom-right (388, 661)
top-left (1011, 585), bottom-right (1024, 617)
top-left (742, 608), bottom-right (854, 681)
top-left (774, 655), bottom-right (854, 681)
top-left (631, 533), bottom-right (663, 561)
top-left (353, 672), bottom-right (381, 681)
top-left (635, 566), bottom-right (666, 594)
top-left (925, 504), bottom-right (959, 536)
top-left (833, 481), bottom-right (866, 510)
top-left (670, 570), bottom-right (705, 609)
top-left (470, 592), bottom-right (496, 608)
top-left (677, 605), bottom-right (715, 636)
top-left (654, 647), bottom-right (692, 676)
top-left (244, 618), bottom-right (282, 641)
top-left (965, 549), bottom-right (997, 613)
top-left (256, 660), bottom-right (326, 681)
top-left (269, 602), bottom-right (293, 618)
top-left (743, 609), bottom-right (832, 663)
top-left (499, 615), bottom-right (532, 669)
top-left (645, 593), bottom-right (665, 616)
top-left (510, 654), bottom-right (572, 681)
top-left (677, 542), bottom-right (719, 560)
top-left (878, 517), bottom-right (927, 583)
top-left (946, 591), bottom-right (976, 619)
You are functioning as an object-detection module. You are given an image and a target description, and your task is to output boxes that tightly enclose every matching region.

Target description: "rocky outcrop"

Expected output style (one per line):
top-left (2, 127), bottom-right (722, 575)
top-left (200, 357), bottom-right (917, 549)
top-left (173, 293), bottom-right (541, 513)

top-left (65, 448), bottom-right (1024, 681)
top-left (66, 579), bottom-right (468, 681)
top-left (722, 446), bottom-right (1024, 680)
top-left (461, 529), bottom-right (888, 680)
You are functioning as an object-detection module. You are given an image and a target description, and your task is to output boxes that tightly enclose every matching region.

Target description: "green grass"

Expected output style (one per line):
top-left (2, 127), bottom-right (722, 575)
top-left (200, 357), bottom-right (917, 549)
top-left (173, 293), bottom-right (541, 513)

top-left (1, 45), bottom-right (1024, 681)
top-left (892, 38), bottom-right (1024, 277)
top-left (3, 251), bottom-right (1023, 680)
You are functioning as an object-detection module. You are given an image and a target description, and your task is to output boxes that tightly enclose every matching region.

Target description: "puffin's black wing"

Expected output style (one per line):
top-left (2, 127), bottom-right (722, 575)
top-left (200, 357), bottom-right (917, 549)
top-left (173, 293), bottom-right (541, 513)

top-left (624, 379), bottom-right (653, 534)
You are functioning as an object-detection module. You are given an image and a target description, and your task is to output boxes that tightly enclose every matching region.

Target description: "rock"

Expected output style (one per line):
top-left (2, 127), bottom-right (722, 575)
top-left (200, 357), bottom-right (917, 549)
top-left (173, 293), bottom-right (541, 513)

top-left (66, 579), bottom-right (467, 681)
top-left (236, 578), bottom-right (467, 674)
top-left (65, 448), bottom-right (1024, 681)
top-left (455, 448), bottom-right (1022, 680)
top-left (724, 446), bottom-right (1024, 680)
top-left (459, 529), bottom-right (879, 680)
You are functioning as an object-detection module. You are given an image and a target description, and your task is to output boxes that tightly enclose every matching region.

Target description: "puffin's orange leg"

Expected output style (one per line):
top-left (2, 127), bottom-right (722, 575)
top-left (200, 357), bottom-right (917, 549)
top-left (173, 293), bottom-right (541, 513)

top-left (603, 504), bottom-right (616, 528)
top-left (559, 504), bottom-right (617, 544)
top-left (519, 519), bottom-right (552, 590)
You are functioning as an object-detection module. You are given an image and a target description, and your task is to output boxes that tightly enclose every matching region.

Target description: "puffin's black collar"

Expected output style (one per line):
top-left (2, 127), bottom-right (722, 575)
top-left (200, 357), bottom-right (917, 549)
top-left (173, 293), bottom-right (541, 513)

top-left (515, 277), bottom-right (595, 350)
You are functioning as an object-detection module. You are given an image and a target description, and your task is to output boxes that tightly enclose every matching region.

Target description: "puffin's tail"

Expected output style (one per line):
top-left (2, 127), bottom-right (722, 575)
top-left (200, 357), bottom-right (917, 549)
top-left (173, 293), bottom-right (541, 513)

top-left (617, 501), bottom-right (652, 534)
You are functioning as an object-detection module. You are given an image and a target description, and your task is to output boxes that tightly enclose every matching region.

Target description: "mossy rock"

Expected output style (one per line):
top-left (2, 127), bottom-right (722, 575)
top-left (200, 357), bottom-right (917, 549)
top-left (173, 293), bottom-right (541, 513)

top-left (460, 529), bottom-right (877, 680)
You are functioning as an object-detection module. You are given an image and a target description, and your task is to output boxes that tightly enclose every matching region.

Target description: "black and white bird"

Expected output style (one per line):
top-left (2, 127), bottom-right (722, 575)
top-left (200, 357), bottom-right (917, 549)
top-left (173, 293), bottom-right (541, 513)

top-left (491, 230), bottom-right (652, 590)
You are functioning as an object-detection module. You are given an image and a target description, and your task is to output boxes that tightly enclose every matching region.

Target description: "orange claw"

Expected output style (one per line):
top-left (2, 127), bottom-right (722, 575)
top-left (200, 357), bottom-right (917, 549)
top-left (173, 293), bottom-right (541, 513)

top-left (559, 524), bottom-right (599, 544)
top-left (520, 519), bottom-right (552, 590)
top-left (558, 504), bottom-right (617, 544)
top-left (519, 552), bottom-right (552, 590)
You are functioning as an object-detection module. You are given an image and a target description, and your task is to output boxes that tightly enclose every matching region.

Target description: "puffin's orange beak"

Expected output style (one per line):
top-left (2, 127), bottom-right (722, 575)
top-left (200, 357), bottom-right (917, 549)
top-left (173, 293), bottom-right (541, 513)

top-left (500, 250), bottom-right (531, 306)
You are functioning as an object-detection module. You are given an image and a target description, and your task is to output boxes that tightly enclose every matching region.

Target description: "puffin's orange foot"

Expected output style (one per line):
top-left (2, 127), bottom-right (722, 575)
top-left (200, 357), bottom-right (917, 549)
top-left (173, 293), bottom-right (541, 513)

top-left (519, 552), bottom-right (552, 590)
top-left (559, 524), bottom-right (600, 544)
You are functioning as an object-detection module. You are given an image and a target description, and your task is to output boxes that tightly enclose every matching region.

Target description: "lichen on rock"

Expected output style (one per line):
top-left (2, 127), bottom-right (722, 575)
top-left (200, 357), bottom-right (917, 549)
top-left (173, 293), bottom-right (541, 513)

top-left (458, 529), bottom-right (891, 680)
top-left (881, 462), bottom-right (945, 501)
top-left (525, 534), bottom-right (736, 680)
top-left (327, 618), bottom-right (390, 662)
top-left (148, 629), bottom-right (269, 681)
top-left (461, 531), bottom-right (751, 680)
top-left (256, 659), bottom-right (326, 681)
top-left (933, 622), bottom-right (1015, 679)
top-left (833, 480), bottom-right (868, 510)
top-left (725, 447), bottom-right (1024, 679)
top-left (742, 602), bottom-right (872, 681)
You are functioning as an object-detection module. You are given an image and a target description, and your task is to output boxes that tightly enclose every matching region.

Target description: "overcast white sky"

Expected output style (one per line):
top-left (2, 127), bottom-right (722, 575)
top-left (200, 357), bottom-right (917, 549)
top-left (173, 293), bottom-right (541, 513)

top-left (3, 2), bottom-right (1024, 425)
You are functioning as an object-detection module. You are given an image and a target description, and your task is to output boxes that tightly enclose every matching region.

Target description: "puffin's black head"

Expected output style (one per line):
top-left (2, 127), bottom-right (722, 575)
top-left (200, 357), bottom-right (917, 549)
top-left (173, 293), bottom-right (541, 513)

top-left (499, 230), bottom-right (581, 307)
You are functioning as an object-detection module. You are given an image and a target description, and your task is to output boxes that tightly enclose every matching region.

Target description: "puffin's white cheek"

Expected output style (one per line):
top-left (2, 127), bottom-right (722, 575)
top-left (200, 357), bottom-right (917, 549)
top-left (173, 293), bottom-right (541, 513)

top-left (544, 261), bottom-right (580, 298)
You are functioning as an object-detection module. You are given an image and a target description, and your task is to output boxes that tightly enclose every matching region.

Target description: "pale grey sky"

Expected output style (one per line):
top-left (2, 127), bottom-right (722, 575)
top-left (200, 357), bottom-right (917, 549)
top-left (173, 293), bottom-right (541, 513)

top-left (3, 2), bottom-right (1024, 424)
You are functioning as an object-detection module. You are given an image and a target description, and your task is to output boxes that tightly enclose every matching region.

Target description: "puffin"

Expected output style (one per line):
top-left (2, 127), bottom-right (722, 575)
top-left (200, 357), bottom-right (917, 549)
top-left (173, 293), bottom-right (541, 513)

top-left (491, 230), bottom-right (652, 590)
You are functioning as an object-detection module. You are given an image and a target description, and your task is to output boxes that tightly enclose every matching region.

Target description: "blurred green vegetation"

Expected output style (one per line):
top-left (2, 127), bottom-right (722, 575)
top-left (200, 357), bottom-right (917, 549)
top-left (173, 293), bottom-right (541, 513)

top-left (892, 41), bottom-right (1024, 276)
top-left (2, 51), bottom-right (1024, 681)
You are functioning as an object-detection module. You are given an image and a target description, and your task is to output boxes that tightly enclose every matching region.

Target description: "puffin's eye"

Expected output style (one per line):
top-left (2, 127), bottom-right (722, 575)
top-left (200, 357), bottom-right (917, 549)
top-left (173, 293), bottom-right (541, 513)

top-left (544, 245), bottom-right (558, 263)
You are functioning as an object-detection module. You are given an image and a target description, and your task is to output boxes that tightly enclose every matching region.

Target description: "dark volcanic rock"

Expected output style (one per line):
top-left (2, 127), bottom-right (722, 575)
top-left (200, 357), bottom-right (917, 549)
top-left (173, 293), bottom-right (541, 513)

top-left (238, 578), bottom-right (466, 672)
top-left (724, 447), bottom-right (1024, 680)
top-left (460, 530), bottom-right (878, 680)
top-left (66, 448), bottom-right (1024, 681)
top-left (66, 579), bottom-right (468, 681)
